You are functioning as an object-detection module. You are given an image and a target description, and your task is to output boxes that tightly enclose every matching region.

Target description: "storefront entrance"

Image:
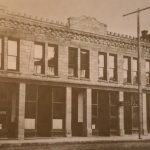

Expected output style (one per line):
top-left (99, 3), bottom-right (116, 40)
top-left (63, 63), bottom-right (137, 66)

top-left (72, 88), bottom-right (85, 136)
top-left (0, 83), bottom-right (18, 138)
top-left (37, 86), bottom-right (52, 137)
top-left (147, 94), bottom-right (150, 133)
top-left (124, 93), bottom-right (139, 134)
top-left (92, 90), bottom-right (119, 136)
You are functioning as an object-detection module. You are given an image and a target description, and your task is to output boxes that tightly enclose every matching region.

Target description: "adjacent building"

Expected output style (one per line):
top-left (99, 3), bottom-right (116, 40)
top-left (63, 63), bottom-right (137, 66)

top-left (0, 6), bottom-right (150, 139)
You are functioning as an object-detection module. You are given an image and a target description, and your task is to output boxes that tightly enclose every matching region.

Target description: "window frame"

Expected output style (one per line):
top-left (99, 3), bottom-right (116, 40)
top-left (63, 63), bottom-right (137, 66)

top-left (109, 54), bottom-right (117, 81)
top-left (98, 52), bottom-right (107, 80)
top-left (146, 60), bottom-right (150, 85)
top-left (47, 44), bottom-right (58, 76)
top-left (7, 38), bottom-right (19, 71)
top-left (34, 42), bottom-right (45, 74)
top-left (133, 58), bottom-right (138, 84)
top-left (123, 56), bottom-right (131, 83)
top-left (80, 49), bottom-right (89, 78)
top-left (68, 47), bottom-right (78, 77)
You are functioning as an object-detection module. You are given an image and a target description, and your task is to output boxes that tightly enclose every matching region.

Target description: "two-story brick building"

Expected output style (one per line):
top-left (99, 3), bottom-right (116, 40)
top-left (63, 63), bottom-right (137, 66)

top-left (0, 6), bottom-right (150, 140)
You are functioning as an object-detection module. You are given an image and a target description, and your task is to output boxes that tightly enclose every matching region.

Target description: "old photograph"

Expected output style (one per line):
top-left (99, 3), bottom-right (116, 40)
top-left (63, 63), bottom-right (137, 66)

top-left (0, 0), bottom-right (150, 149)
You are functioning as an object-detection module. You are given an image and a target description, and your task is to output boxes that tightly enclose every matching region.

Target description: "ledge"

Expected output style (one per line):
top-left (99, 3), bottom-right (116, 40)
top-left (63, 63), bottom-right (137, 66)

top-left (98, 79), bottom-right (108, 83)
top-left (80, 77), bottom-right (90, 81)
top-left (68, 76), bottom-right (79, 80)
top-left (0, 70), bottom-right (21, 74)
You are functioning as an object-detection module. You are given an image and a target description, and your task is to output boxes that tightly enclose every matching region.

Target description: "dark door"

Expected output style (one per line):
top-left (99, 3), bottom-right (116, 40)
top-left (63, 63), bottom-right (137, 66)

top-left (124, 93), bottom-right (132, 134)
top-left (72, 89), bottom-right (84, 136)
top-left (147, 94), bottom-right (150, 132)
top-left (98, 91), bottom-right (110, 136)
top-left (37, 86), bottom-right (51, 137)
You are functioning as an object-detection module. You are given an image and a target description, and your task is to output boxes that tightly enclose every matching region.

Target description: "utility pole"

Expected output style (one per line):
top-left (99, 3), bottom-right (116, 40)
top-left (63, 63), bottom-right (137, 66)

top-left (123, 6), bottom-right (150, 139)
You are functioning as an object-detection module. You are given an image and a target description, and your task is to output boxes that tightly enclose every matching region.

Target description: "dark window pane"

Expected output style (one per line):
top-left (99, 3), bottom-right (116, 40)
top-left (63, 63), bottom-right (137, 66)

top-left (25, 102), bottom-right (36, 118)
top-left (53, 87), bottom-right (65, 102)
top-left (26, 85), bottom-right (37, 101)
top-left (53, 104), bottom-right (64, 119)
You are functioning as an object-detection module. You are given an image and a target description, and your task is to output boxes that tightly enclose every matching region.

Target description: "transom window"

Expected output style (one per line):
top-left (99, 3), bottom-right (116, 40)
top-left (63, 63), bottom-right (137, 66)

top-left (8, 39), bottom-right (18, 70)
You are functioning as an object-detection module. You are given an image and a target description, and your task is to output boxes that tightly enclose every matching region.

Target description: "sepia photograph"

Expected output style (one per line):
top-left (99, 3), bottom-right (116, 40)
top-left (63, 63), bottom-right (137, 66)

top-left (0, 0), bottom-right (150, 149)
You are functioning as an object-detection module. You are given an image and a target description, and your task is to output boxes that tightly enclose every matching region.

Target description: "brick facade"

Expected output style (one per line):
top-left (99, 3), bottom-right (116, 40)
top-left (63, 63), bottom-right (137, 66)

top-left (0, 6), bottom-right (150, 139)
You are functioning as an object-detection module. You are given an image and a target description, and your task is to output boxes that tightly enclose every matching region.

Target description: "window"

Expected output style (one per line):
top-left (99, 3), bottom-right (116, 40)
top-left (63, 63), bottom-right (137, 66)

top-left (68, 47), bottom-right (78, 77)
top-left (52, 87), bottom-right (65, 130)
top-left (34, 43), bottom-right (44, 74)
top-left (123, 56), bottom-right (131, 83)
top-left (98, 53), bottom-right (107, 80)
top-left (80, 49), bottom-right (89, 78)
top-left (47, 44), bottom-right (58, 76)
top-left (25, 85), bottom-right (38, 130)
top-left (109, 54), bottom-right (117, 81)
top-left (8, 39), bottom-right (18, 70)
top-left (146, 60), bottom-right (150, 84)
top-left (133, 58), bottom-right (138, 84)
top-left (0, 38), bottom-right (3, 69)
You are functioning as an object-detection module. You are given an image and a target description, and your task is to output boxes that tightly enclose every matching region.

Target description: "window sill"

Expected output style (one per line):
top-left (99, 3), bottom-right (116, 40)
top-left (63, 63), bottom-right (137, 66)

top-left (47, 75), bottom-right (59, 78)
top-left (33, 73), bottom-right (59, 78)
top-left (68, 76), bottom-right (79, 80)
top-left (123, 82), bottom-right (132, 85)
top-left (109, 80), bottom-right (118, 84)
top-left (0, 70), bottom-right (21, 74)
top-left (80, 77), bottom-right (90, 81)
top-left (98, 79), bottom-right (108, 83)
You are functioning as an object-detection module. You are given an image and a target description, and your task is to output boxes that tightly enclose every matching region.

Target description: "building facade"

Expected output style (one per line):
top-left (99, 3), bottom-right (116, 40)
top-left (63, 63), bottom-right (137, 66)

top-left (0, 7), bottom-right (150, 139)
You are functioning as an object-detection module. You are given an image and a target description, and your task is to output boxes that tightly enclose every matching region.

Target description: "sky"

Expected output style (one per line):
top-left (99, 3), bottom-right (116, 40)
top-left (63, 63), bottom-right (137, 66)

top-left (0, 0), bottom-right (150, 36)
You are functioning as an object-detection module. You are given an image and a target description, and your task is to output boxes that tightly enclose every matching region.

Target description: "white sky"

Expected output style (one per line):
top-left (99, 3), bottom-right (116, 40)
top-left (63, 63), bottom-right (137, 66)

top-left (0, 0), bottom-right (150, 36)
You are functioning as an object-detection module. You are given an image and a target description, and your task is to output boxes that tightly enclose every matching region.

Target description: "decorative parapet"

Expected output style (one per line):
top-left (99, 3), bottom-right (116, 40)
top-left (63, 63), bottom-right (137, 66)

top-left (0, 5), bottom-right (150, 52)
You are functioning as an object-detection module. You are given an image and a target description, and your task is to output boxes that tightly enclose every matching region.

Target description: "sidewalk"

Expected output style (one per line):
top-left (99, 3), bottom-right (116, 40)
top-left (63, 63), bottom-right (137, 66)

top-left (1, 135), bottom-right (150, 147)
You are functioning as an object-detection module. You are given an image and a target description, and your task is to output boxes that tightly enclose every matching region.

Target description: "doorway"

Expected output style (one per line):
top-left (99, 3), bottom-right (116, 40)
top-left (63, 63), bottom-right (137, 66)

top-left (72, 88), bottom-right (85, 136)
top-left (37, 86), bottom-right (52, 137)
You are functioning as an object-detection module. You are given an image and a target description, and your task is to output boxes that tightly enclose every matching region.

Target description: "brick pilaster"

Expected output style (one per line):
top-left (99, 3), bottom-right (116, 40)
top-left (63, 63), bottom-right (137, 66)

top-left (65, 86), bottom-right (72, 137)
top-left (118, 91), bottom-right (125, 136)
top-left (143, 93), bottom-right (148, 135)
top-left (18, 83), bottom-right (26, 140)
top-left (83, 88), bottom-right (92, 136)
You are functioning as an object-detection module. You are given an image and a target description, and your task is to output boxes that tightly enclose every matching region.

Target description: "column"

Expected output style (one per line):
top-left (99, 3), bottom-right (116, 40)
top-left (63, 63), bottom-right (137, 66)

top-left (83, 88), bottom-right (92, 136)
top-left (65, 86), bottom-right (72, 137)
top-left (118, 91), bottom-right (125, 136)
top-left (18, 83), bottom-right (26, 140)
top-left (3, 37), bottom-right (8, 70)
top-left (143, 93), bottom-right (148, 135)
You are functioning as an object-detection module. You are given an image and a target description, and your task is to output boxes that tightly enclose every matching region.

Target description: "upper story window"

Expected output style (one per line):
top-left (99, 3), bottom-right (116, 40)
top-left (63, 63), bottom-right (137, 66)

top-left (0, 38), bottom-right (3, 69)
top-left (133, 58), bottom-right (138, 84)
top-left (8, 39), bottom-right (18, 70)
top-left (47, 44), bottom-right (58, 76)
top-left (123, 56), bottom-right (131, 83)
top-left (80, 49), bottom-right (89, 78)
top-left (34, 43), bottom-right (44, 74)
top-left (109, 54), bottom-right (117, 81)
top-left (68, 47), bottom-right (78, 77)
top-left (146, 60), bottom-right (150, 85)
top-left (98, 52), bottom-right (107, 80)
